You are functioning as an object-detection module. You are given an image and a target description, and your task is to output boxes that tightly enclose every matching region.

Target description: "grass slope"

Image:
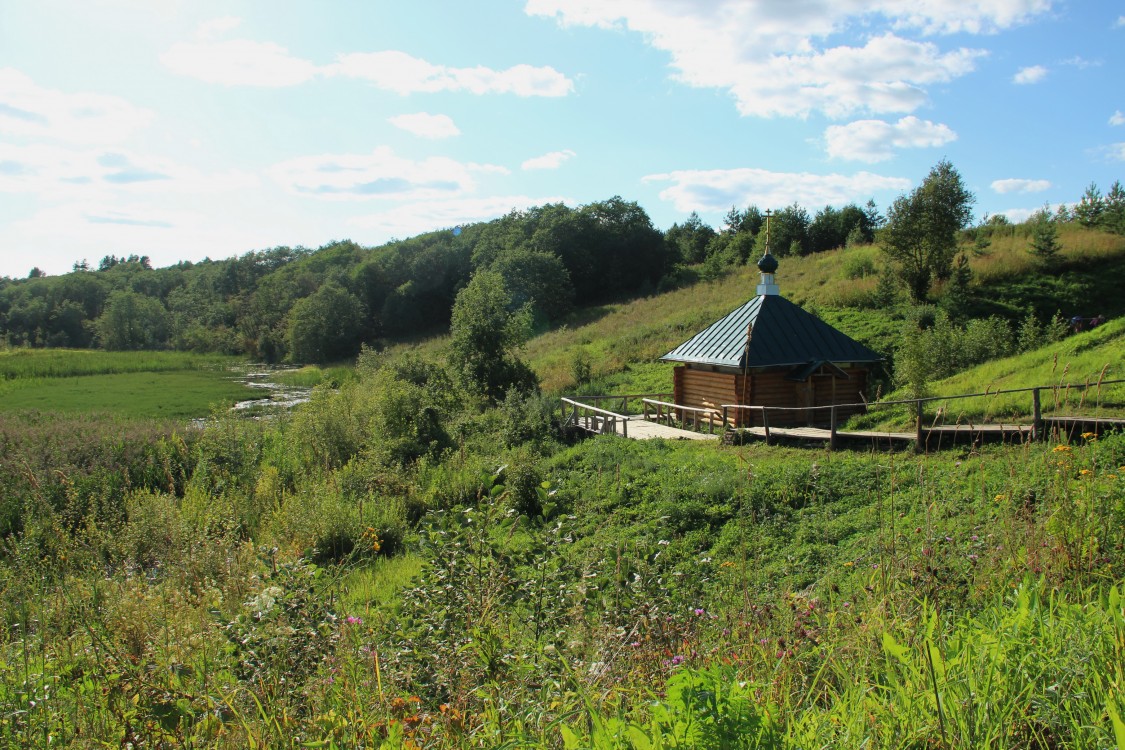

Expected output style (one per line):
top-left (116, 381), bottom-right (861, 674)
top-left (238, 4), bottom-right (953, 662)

top-left (855, 317), bottom-right (1125, 428)
top-left (522, 225), bottom-right (1125, 399)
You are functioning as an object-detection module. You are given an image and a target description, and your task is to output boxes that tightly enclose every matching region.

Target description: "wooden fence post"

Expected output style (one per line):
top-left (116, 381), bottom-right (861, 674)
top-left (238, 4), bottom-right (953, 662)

top-left (915, 400), bottom-right (924, 453)
top-left (829, 406), bottom-right (838, 451)
top-left (762, 408), bottom-right (772, 446)
top-left (1032, 388), bottom-right (1042, 441)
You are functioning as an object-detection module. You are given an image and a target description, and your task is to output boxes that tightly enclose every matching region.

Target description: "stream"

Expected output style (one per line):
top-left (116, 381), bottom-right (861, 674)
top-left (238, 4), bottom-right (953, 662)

top-left (229, 367), bottom-right (314, 417)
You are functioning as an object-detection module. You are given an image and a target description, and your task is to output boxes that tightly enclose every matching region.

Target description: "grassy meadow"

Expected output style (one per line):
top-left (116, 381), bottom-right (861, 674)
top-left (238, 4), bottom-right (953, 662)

top-left (0, 349), bottom-right (258, 419)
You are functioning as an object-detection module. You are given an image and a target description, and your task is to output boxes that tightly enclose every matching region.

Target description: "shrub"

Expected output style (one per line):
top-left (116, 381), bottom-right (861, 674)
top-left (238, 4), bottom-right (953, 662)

top-left (842, 253), bottom-right (877, 280)
top-left (500, 389), bottom-right (558, 449)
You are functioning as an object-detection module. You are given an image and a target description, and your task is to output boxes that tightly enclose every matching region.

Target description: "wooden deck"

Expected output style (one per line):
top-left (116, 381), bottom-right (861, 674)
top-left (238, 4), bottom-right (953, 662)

top-left (736, 423), bottom-right (1034, 447)
top-left (625, 417), bottom-right (719, 441)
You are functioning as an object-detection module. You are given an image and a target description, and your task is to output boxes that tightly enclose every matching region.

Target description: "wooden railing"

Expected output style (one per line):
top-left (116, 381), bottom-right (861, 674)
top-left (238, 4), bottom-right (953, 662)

top-left (560, 397), bottom-right (632, 438)
top-left (568, 392), bottom-right (672, 415)
top-left (643, 398), bottom-right (724, 435)
top-left (561, 378), bottom-right (1124, 447)
top-left (722, 377), bottom-right (1125, 450)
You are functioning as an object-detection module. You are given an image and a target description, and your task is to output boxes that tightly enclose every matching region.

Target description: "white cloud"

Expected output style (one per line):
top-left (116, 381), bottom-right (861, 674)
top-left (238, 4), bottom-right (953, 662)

top-left (388, 112), bottom-right (461, 139)
top-left (1108, 143), bottom-right (1125, 162)
top-left (1116, 16), bottom-right (1125, 28)
top-left (825, 116), bottom-right (956, 161)
top-left (0, 142), bottom-right (256, 198)
top-left (0, 68), bottom-right (154, 144)
top-left (348, 195), bottom-right (572, 238)
top-left (999, 206), bottom-right (1049, 223)
top-left (1060, 56), bottom-right (1099, 69)
top-left (525, 1), bottom-right (1053, 118)
top-left (1013, 65), bottom-right (1047, 84)
top-left (269, 146), bottom-right (508, 201)
top-left (990, 178), bottom-right (1051, 194)
top-left (643, 167), bottom-right (911, 213)
top-left (160, 27), bottom-right (575, 96)
top-left (161, 38), bottom-right (320, 87)
top-left (328, 51), bottom-right (573, 96)
top-left (1110, 110), bottom-right (1125, 126)
top-left (522, 149), bottom-right (576, 170)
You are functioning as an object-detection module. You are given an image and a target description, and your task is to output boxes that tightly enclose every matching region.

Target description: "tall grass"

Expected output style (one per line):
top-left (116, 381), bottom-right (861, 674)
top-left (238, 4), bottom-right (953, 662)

top-left (0, 348), bottom-right (239, 380)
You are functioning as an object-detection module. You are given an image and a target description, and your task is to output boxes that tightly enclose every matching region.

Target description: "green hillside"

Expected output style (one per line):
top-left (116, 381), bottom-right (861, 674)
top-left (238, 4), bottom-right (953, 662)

top-left (522, 224), bottom-right (1125, 402)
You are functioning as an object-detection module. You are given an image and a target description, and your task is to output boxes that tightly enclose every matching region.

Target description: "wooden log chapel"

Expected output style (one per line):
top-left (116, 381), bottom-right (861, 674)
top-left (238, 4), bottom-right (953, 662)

top-left (661, 220), bottom-right (883, 429)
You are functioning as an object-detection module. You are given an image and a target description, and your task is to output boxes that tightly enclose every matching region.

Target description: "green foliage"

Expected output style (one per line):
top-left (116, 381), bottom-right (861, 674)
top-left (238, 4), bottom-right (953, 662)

top-left (500, 388), bottom-right (558, 450)
top-left (665, 211), bottom-right (718, 264)
top-left (895, 309), bottom-right (1015, 394)
top-left (488, 247), bottom-right (575, 324)
top-left (95, 290), bottom-right (171, 350)
top-left (881, 160), bottom-right (976, 301)
top-left (448, 270), bottom-right (537, 402)
top-left (1028, 205), bottom-right (1062, 269)
top-left (940, 253), bottom-right (973, 321)
top-left (1075, 181), bottom-right (1105, 227)
top-left (286, 281), bottom-right (366, 364)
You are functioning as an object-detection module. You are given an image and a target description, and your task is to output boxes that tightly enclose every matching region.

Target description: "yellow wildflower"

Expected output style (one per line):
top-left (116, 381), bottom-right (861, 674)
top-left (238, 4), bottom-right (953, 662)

top-left (1052, 445), bottom-right (1071, 453)
top-left (1079, 469), bottom-right (1093, 476)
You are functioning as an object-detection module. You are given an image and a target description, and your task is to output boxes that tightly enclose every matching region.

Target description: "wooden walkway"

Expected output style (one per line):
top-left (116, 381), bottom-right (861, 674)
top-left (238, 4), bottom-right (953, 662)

top-left (562, 381), bottom-right (1125, 450)
top-left (625, 417), bottom-right (719, 441)
top-left (734, 423), bottom-right (1036, 448)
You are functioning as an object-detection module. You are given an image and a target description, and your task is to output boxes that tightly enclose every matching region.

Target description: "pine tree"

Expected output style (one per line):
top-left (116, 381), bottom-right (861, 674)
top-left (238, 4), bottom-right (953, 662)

top-left (1103, 180), bottom-right (1125, 235)
top-left (1074, 182), bottom-right (1105, 227)
top-left (1027, 207), bottom-right (1061, 269)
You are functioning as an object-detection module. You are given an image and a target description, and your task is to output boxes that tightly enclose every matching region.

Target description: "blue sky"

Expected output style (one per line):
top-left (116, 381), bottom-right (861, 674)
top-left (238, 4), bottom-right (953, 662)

top-left (1, 0), bottom-right (1123, 277)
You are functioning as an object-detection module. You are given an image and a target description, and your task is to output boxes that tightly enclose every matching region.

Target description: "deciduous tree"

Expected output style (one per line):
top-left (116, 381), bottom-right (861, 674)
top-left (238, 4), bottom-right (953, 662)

top-left (880, 160), bottom-right (975, 302)
top-left (448, 270), bottom-right (536, 402)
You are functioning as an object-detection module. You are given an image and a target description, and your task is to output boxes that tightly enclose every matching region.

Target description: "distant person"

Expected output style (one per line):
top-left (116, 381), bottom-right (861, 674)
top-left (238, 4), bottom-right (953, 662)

top-left (1090, 314), bottom-right (1105, 328)
top-left (1070, 315), bottom-right (1084, 333)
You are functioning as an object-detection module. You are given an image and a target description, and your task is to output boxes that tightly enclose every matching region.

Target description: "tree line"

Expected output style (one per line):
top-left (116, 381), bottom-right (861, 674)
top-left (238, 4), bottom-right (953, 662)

top-left (2, 170), bottom-right (1122, 363)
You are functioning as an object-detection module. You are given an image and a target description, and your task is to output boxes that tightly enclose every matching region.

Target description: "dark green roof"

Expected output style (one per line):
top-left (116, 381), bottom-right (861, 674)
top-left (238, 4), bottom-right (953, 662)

top-left (661, 294), bottom-right (883, 369)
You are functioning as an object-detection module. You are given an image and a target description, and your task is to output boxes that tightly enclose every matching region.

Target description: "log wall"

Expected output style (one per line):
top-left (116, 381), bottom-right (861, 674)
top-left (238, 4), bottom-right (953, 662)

top-left (674, 364), bottom-right (871, 427)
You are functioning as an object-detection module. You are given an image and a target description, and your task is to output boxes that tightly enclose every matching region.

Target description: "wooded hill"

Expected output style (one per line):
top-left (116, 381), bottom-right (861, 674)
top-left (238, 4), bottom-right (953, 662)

top-left (2, 172), bottom-right (1124, 386)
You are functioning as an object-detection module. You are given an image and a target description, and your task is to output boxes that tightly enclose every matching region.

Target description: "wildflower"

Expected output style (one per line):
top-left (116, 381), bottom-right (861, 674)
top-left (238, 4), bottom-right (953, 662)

top-left (1079, 469), bottom-right (1093, 476)
top-left (346, 616), bottom-right (363, 625)
top-left (1052, 445), bottom-right (1071, 453)
top-left (720, 561), bottom-right (735, 568)
top-left (994, 494), bottom-right (1007, 503)
top-left (657, 539), bottom-right (670, 546)
top-left (842, 561), bottom-right (854, 567)
top-left (693, 608), bottom-right (706, 616)
top-left (670, 655), bottom-right (685, 665)
top-left (1081, 431), bottom-right (1096, 440)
